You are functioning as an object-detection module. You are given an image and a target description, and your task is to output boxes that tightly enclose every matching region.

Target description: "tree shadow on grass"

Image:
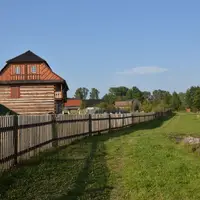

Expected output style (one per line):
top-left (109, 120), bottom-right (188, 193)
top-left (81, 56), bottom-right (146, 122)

top-left (0, 136), bottom-right (113, 199)
top-left (55, 140), bottom-right (113, 200)
top-left (0, 114), bottom-right (174, 200)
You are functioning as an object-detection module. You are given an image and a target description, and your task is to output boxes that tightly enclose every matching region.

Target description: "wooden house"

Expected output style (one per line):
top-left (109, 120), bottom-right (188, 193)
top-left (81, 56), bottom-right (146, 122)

top-left (0, 50), bottom-right (69, 115)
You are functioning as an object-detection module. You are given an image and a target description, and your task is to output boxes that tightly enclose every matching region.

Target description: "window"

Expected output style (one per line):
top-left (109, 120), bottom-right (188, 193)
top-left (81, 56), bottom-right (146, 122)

top-left (15, 66), bottom-right (20, 74)
top-left (31, 65), bottom-right (37, 73)
top-left (11, 86), bottom-right (20, 98)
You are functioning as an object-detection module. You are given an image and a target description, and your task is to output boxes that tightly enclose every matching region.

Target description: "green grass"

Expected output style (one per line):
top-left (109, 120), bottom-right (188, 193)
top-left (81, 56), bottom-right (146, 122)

top-left (163, 112), bottom-right (200, 136)
top-left (2, 113), bottom-right (200, 199)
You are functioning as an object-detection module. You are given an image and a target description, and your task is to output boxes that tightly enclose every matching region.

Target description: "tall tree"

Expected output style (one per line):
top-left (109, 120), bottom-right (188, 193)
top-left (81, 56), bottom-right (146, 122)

top-left (193, 88), bottom-right (200, 111)
top-left (131, 86), bottom-right (142, 100)
top-left (185, 86), bottom-right (200, 108)
top-left (74, 87), bottom-right (89, 100)
top-left (102, 93), bottom-right (116, 104)
top-left (89, 88), bottom-right (100, 99)
top-left (142, 91), bottom-right (151, 100)
top-left (178, 92), bottom-right (186, 109)
top-left (126, 86), bottom-right (142, 101)
top-left (152, 89), bottom-right (169, 101)
top-left (163, 92), bottom-right (172, 105)
top-left (126, 89), bottom-right (134, 100)
top-left (171, 92), bottom-right (181, 111)
top-left (109, 86), bottom-right (129, 100)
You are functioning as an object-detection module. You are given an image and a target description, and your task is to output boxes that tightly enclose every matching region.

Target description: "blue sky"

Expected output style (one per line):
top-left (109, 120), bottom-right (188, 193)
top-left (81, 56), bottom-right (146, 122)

top-left (0, 0), bottom-right (200, 97)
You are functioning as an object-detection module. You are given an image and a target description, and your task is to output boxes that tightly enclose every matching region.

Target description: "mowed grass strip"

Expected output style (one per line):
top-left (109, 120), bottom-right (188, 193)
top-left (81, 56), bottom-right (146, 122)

top-left (1, 113), bottom-right (200, 200)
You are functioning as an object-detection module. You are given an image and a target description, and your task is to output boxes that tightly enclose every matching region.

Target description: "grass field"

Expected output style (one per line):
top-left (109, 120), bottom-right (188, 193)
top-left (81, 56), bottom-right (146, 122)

top-left (2, 113), bottom-right (200, 199)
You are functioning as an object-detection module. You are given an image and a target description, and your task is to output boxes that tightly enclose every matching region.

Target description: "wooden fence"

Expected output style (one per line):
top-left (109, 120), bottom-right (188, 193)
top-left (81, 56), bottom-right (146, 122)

top-left (0, 110), bottom-right (171, 171)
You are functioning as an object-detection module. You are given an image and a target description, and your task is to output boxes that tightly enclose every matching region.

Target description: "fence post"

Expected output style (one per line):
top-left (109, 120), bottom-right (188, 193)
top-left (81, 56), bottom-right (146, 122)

top-left (131, 113), bottom-right (134, 126)
top-left (52, 114), bottom-right (58, 148)
top-left (122, 113), bottom-right (125, 127)
top-left (13, 115), bottom-right (18, 165)
top-left (89, 114), bottom-right (92, 136)
top-left (108, 114), bottom-right (111, 132)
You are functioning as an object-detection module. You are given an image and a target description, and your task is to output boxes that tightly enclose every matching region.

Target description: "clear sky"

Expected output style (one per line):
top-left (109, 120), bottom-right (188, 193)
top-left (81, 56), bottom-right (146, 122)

top-left (0, 0), bottom-right (200, 97)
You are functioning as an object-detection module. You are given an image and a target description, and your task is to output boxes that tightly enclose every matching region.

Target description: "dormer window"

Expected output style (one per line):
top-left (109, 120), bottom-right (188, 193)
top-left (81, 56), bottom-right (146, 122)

top-left (31, 65), bottom-right (37, 73)
top-left (15, 66), bottom-right (20, 74)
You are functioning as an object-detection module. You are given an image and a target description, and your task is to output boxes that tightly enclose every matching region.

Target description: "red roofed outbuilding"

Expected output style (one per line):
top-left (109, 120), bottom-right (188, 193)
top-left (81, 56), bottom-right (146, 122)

top-left (64, 98), bottom-right (82, 113)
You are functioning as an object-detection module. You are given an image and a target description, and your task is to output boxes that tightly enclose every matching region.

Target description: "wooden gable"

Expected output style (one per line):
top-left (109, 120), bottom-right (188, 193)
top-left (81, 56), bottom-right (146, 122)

top-left (0, 50), bottom-right (64, 82)
top-left (40, 63), bottom-right (63, 81)
top-left (0, 63), bottom-right (63, 81)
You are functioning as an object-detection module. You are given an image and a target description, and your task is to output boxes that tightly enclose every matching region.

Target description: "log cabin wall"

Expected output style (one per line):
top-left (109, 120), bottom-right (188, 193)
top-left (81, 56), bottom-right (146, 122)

top-left (0, 85), bottom-right (55, 115)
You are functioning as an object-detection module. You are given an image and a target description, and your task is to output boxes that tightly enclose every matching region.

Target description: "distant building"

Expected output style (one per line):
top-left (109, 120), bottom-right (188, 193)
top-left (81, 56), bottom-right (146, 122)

top-left (115, 99), bottom-right (141, 112)
top-left (64, 98), bottom-right (82, 113)
top-left (186, 108), bottom-right (191, 112)
top-left (63, 98), bottom-right (104, 114)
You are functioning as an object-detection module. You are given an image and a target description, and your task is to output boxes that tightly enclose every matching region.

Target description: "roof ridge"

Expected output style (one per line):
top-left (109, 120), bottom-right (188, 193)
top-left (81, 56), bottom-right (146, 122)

top-left (6, 50), bottom-right (46, 63)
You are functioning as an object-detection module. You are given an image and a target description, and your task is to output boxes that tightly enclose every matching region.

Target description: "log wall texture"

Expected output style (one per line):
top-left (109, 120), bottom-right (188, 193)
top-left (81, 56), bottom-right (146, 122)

top-left (0, 85), bottom-right (55, 114)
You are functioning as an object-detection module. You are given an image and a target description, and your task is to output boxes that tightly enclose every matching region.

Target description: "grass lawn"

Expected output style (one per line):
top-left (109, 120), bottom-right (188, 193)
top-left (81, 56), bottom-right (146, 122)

top-left (2, 113), bottom-right (200, 199)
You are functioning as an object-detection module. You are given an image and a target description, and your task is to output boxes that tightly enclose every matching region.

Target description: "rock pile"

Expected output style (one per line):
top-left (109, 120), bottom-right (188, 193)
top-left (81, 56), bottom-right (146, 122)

top-left (183, 136), bottom-right (200, 144)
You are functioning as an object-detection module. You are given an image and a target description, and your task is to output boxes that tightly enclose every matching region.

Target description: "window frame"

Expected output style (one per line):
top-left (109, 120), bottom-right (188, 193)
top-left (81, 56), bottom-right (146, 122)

top-left (15, 66), bottom-right (20, 74)
top-left (31, 65), bottom-right (37, 73)
top-left (10, 86), bottom-right (20, 98)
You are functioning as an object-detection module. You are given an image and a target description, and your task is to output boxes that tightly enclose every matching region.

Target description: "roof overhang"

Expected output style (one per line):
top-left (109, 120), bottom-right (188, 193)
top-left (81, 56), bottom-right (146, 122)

top-left (0, 80), bottom-right (66, 85)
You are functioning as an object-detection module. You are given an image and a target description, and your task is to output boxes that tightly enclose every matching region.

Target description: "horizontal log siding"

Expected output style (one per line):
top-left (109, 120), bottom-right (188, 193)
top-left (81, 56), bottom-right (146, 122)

top-left (0, 85), bottom-right (55, 114)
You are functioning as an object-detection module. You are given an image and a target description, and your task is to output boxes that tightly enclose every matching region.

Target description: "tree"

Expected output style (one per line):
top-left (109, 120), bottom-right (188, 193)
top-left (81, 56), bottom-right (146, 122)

top-left (178, 92), bottom-right (186, 110)
top-left (102, 93), bottom-right (116, 104)
top-left (89, 88), bottom-right (100, 99)
top-left (108, 86), bottom-right (129, 100)
top-left (185, 86), bottom-right (200, 109)
top-left (80, 101), bottom-right (86, 109)
top-left (126, 86), bottom-right (143, 101)
top-left (152, 90), bottom-right (171, 102)
top-left (163, 92), bottom-right (172, 105)
top-left (97, 102), bottom-right (115, 112)
top-left (141, 100), bottom-right (153, 112)
top-left (126, 89), bottom-right (134, 100)
top-left (171, 92), bottom-right (181, 111)
top-left (132, 86), bottom-right (143, 100)
top-left (142, 91), bottom-right (151, 101)
top-left (74, 87), bottom-right (89, 100)
top-left (193, 88), bottom-right (200, 111)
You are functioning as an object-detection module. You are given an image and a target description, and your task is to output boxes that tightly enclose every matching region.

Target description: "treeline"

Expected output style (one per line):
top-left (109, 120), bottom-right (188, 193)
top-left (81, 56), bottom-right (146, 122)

top-left (74, 86), bottom-right (189, 112)
top-left (101, 87), bottom-right (182, 112)
top-left (74, 87), bottom-right (100, 100)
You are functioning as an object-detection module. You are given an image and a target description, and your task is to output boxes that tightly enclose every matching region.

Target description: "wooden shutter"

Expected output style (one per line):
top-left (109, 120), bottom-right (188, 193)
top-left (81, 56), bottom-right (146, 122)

top-left (11, 86), bottom-right (20, 98)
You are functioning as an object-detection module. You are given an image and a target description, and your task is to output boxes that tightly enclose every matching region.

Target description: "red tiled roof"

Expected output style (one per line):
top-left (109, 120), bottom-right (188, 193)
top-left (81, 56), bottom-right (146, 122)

top-left (64, 99), bottom-right (82, 107)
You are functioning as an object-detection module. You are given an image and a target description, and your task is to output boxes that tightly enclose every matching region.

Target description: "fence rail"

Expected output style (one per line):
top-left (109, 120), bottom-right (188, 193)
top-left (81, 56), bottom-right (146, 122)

top-left (0, 110), bottom-right (171, 171)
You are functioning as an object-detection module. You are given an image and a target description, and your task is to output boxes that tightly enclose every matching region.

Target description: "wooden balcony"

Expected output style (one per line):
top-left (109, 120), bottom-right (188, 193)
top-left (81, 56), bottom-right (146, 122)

top-left (11, 74), bottom-right (40, 80)
top-left (55, 91), bottom-right (63, 99)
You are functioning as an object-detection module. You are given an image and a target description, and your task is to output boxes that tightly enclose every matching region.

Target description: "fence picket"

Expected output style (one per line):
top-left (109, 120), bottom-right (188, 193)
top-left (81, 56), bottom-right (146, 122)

top-left (0, 110), bottom-right (171, 171)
